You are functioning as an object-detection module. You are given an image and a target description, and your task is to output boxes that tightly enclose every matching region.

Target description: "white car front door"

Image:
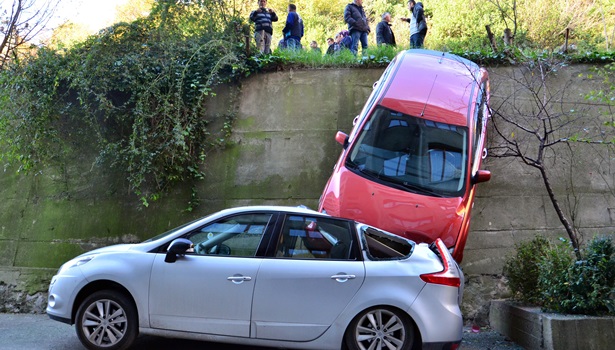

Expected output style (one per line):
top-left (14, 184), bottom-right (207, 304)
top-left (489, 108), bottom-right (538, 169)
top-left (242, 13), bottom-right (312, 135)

top-left (149, 254), bottom-right (261, 337)
top-left (148, 213), bottom-right (274, 338)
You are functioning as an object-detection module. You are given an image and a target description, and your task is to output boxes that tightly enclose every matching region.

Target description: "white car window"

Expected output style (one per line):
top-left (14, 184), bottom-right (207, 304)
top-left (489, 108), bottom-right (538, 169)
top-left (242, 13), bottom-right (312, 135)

top-left (187, 213), bottom-right (272, 257)
top-left (276, 216), bottom-right (355, 260)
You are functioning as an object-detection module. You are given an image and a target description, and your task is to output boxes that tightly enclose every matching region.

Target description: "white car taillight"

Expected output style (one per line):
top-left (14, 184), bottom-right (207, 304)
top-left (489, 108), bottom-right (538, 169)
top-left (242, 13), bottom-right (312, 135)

top-left (419, 238), bottom-right (461, 287)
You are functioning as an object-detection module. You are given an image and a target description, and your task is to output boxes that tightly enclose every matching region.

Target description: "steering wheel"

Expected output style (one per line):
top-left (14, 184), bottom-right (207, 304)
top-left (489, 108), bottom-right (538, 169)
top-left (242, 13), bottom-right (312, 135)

top-left (194, 242), bottom-right (206, 255)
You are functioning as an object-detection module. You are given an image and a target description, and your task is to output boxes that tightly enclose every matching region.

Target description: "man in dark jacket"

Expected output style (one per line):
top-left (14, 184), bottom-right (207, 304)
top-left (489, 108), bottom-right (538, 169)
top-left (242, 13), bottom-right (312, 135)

top-left (282, 4), bottom-right (304, 50)
top-left (376, 12), bottom-right (396, 46)
top-left (401, 0), bottom-right (427, 48)
top-left (249, 0), bottom-right (278, 54)
top-left (343, 0), bottom-right (370, 55)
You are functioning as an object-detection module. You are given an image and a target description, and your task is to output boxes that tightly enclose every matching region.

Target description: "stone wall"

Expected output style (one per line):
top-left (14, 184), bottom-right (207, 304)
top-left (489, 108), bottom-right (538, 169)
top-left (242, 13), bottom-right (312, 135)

top-left (0, 66), bottom-right (613, 321)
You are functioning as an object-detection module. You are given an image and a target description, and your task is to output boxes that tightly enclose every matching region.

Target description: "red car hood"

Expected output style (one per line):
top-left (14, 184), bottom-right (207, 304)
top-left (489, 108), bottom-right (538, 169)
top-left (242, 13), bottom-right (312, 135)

top-left (324, 168), bottom-right (465, 248)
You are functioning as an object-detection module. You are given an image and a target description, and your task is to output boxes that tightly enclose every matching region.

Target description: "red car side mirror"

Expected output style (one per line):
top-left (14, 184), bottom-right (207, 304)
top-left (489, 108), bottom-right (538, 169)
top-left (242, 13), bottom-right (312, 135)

top-left (335, 131), bottom-right (349, 149)
top-left (472, 170), bottom-right (491, 184)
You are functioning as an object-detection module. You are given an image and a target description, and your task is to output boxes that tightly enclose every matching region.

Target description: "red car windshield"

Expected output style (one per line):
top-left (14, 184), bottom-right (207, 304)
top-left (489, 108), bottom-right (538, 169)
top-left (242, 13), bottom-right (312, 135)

top-left (347, 107), bottom-right (468, 197)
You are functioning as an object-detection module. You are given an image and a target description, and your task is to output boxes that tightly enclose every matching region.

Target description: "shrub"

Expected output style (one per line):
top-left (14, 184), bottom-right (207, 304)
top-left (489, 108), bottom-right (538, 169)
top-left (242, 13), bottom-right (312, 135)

top-left (505, 235), bottom-right (615, 316)
top-left (540, 236), bottom-right (615, 315)
top-left (503, 235), bottom-right (551, 305)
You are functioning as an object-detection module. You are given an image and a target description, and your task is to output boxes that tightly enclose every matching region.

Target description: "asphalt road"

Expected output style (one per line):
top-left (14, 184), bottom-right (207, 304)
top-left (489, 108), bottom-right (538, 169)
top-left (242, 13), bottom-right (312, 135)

top-left (0, 313), bottom-right (523, 350)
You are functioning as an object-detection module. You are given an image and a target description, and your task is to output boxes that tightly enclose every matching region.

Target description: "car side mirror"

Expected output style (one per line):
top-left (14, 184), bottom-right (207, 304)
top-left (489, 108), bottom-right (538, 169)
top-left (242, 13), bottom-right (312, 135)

top-left (335, 131), bottom-right (349, 149)
top-left (165, 238), bottom-right (193, 263)
top-left (472, 170), bottom-right (491, 184)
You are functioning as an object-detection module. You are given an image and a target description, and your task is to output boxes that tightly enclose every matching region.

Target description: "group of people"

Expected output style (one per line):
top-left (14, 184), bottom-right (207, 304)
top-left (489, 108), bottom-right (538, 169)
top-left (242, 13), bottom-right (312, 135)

top-left (249, 0), bottom-right (428, 55)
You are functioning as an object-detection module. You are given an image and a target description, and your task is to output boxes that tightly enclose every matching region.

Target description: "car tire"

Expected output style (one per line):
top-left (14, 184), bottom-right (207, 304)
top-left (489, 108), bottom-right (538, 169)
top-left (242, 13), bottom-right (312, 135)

top-left (75, 290), bottom-right (138, 350)
top-left (345, 306), bottom-right (415, 350)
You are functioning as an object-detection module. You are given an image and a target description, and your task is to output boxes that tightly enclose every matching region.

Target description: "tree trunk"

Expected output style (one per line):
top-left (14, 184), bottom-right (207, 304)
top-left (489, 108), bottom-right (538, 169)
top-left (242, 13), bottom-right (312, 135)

top-left (503, 28), bottom-right (514, 46)
top-left (486, 25), bottom-right (498, 52)
top-left (538, 165), bottom-right (581, 259)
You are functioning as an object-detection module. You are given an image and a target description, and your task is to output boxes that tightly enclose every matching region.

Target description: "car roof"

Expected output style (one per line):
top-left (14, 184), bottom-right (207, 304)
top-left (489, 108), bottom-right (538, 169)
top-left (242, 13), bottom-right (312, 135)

top-left (378, 49), bottom-right (481, 127)
top-left (211, 205), bottom-right (329, 218)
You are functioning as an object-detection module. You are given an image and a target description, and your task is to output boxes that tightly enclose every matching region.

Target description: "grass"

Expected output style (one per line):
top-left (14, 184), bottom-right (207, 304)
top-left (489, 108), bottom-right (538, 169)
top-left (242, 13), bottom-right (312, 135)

top-left (250, 44), bottom-right (403, 70)
top-left (248, 43), bottom-right (615, 71)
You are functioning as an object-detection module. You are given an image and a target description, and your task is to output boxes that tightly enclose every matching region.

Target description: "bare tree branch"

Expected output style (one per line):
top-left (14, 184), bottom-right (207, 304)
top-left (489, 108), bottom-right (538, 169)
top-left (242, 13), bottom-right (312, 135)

top-left (490, 58), bottom-right (615, 257)
top-left (0, 0), bottom-right (60, 69)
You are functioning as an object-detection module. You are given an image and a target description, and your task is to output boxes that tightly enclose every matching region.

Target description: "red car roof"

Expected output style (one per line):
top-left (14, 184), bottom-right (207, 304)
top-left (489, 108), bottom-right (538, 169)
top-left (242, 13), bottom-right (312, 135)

top-left (378, 50), bottom-right (480, 127)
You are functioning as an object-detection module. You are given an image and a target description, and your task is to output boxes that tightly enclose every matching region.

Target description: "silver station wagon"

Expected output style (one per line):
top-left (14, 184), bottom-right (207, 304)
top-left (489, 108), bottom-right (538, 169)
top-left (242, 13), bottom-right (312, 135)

top-left (47, 206), bottom-right (464, 350)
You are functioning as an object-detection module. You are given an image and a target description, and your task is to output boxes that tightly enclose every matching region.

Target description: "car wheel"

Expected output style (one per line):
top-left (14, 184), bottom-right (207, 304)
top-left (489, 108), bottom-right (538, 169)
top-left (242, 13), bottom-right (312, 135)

top-left (75, 290), bottom-right (138, 350)
top-left (345, 307), bottom-right (414, 350)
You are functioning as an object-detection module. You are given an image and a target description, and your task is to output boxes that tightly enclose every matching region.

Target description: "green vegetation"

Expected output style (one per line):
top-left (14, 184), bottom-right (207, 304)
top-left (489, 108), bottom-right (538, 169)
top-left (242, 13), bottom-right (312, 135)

top-left (1, 1), bottom-right (249, 206)
top-left (1, 0), bottom-right (615, 205)
top-left (504, 236), bottom-right (615, 316)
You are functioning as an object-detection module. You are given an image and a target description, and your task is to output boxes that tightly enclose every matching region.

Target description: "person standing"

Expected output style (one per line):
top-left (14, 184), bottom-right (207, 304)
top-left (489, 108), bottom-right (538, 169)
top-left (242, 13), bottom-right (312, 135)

top-left (249, 0), bottom-right (278, 54)
top-left (401, 0), bottom-right (427, 48)
top-left (376, 12), bottom-right (396, 46)
top-left (343, 0), bottom-right (370, 55)
top-left (282, 4), bottom-right (304, 49)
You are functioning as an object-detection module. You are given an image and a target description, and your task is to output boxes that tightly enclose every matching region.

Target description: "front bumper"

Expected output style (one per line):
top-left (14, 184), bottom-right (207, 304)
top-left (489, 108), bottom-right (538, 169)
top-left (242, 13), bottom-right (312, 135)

top-left (46, 271), bottom-right (86, 324)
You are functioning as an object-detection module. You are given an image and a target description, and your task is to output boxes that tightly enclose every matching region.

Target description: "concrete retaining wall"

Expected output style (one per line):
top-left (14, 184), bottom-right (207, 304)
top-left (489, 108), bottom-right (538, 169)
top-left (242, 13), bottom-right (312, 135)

top-left (0, 66), bottom-right (613, 319)
top-left (490, 300), bottom-right (615, 350)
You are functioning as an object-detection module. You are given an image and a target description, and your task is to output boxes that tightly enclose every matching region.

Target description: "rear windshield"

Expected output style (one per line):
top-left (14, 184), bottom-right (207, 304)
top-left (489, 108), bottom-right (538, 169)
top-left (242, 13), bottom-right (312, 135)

top-left (347, 106), bottom-right (468, 197)
top-left (360, 225), bottom-right (414, 260)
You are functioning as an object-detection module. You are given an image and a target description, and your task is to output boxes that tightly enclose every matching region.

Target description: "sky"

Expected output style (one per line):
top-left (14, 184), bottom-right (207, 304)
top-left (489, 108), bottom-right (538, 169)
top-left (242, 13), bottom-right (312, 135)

top-left (52, 0), bottom-right (130, 33)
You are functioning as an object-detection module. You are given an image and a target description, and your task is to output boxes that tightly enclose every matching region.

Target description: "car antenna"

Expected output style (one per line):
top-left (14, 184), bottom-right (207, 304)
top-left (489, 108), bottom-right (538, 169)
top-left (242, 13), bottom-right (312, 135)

top-left (421, 75), bottom-right (438, 117)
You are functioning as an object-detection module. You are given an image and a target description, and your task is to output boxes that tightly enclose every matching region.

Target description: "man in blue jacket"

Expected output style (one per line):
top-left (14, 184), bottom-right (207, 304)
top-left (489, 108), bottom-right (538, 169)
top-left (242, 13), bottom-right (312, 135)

top-left (282, 4), bottom-right (304, 49)
top-left (249, 0), bottom-right (279, 54)
top-left (344, 0), bottom-right (370, 55)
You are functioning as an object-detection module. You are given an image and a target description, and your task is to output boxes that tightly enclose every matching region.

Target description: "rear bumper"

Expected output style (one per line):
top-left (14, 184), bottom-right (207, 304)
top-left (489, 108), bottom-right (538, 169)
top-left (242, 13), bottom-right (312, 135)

top-left (422, 340), bottom-right (462, 350)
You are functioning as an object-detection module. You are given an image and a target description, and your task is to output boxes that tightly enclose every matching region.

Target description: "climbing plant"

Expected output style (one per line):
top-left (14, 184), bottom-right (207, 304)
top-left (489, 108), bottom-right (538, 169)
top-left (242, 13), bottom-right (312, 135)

top-left (0, 0), bottom-right (250, 206)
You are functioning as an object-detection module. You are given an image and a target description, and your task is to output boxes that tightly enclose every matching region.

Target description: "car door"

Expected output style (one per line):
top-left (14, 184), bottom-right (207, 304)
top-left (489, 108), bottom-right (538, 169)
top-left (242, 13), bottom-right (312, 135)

top-left (250, 215), bottom-right (365, 341)
top-left (148, 213), bottom-right (274, 337)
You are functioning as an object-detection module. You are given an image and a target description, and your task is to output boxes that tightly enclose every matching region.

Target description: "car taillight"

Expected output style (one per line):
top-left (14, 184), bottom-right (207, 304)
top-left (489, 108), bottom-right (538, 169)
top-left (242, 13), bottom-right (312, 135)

top-left (420, 238), bottom-right (461, 287)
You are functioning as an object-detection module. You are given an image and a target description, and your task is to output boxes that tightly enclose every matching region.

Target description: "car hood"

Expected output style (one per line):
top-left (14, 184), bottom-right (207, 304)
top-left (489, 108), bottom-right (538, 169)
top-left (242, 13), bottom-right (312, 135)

top-left (332, 169), bottom-right (464, 247)
top-left (79, 244), bottom-right (139, 257)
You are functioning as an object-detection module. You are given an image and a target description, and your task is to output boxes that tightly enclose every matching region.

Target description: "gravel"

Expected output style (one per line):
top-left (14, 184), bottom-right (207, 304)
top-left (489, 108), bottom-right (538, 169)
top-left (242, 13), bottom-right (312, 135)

top-left (461, 326), bottom-right (524, 349)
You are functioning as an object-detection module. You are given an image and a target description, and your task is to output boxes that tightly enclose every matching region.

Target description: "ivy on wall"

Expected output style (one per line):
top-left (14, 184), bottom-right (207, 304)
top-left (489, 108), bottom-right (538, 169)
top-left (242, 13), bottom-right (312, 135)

top-left (0, 1), bottom-right (249, 206)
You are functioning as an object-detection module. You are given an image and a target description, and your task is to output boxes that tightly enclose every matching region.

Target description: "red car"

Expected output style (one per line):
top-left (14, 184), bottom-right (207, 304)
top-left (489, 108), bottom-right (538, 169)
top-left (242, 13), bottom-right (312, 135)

top-left (319, 49), bottom-right (491, 262)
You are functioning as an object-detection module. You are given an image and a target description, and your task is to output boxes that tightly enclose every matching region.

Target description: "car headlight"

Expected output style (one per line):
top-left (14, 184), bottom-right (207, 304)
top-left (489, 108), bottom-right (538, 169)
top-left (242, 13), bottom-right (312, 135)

top-left (58, 255), bottom-right (96, 274)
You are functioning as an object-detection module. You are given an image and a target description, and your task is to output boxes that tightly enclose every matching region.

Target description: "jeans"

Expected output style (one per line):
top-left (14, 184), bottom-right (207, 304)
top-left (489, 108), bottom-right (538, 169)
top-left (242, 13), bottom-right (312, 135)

top-left (350, 30), bottom-right (368, 55)
top-left (284, 38), bottom-right (302, 50)
top-left (255, 30), bottom-right (272, 54)
top-left (410, 32), bottom-right (425, 49)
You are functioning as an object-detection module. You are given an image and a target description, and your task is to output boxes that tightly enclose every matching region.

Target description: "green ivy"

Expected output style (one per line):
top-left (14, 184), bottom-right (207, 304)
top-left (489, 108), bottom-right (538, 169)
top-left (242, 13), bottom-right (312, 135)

top-left (0, 1), bottom-right (249, 206)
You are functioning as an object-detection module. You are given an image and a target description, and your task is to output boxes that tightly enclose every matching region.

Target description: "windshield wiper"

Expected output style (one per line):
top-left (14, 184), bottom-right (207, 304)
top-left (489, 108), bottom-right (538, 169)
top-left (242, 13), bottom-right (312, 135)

top-left (348, 161), bottom-right (445, 198)
top-left (391, 180), bottom-right (444, 198)
top-left (364, 170), bottom-right (444, 198)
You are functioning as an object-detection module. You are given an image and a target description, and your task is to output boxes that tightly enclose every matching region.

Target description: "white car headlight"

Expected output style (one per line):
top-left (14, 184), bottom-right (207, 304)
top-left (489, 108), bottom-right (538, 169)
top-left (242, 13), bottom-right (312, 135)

top-left (58, 255), bottom-right (96, 274)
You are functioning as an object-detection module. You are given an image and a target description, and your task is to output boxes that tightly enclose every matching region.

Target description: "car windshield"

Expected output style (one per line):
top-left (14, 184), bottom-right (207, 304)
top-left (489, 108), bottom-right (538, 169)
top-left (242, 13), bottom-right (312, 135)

top-left (142, 218), bottom-right (203, 243)
top-left (347, 106), bottom-right (468, 197)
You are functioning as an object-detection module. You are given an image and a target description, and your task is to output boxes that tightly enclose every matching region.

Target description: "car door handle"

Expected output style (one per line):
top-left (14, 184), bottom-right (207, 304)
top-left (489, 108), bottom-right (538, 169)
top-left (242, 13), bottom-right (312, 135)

top-left (227, 276), bottom-right (252, 284)
top-left (331, 274), bottom-right (356, 282)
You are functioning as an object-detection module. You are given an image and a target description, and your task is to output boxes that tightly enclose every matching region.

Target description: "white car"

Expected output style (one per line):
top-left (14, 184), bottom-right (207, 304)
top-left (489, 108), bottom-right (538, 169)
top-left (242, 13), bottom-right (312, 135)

top-left (47, 206), bottom-right (464, 350)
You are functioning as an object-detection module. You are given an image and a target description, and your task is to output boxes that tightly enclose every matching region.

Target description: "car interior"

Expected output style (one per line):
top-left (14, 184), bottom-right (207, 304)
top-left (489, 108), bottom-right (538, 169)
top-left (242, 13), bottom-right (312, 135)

top-left (188, 214), bottom-right (272, 257)
top-left (276, 216), bottom-right (354, 260)
top-left (350, 107), bottom-right (467, 196)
